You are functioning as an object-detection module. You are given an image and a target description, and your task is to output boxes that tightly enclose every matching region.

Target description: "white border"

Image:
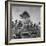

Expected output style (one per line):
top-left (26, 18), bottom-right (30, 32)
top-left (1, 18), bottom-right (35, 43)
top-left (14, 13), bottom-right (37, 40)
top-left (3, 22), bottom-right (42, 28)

top-left (8, 2), bottom-right (44, 43)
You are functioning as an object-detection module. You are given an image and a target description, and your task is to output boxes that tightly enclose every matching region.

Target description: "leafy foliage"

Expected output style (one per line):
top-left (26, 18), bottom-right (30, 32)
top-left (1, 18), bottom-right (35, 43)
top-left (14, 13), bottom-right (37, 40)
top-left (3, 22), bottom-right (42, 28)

top-left (11, 11), bottom-right (40, 39)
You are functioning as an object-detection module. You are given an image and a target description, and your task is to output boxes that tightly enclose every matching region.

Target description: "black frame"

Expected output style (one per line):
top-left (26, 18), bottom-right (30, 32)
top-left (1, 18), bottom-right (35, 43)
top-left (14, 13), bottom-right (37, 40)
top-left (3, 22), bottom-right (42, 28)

top-left (5, 1), bottom-right (45, 45)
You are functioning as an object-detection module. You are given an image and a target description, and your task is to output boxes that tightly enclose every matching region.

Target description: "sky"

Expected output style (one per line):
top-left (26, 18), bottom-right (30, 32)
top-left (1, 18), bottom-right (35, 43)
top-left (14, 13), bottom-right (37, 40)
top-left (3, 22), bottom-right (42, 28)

top-left (11, 5), bottom-right (41, 25)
